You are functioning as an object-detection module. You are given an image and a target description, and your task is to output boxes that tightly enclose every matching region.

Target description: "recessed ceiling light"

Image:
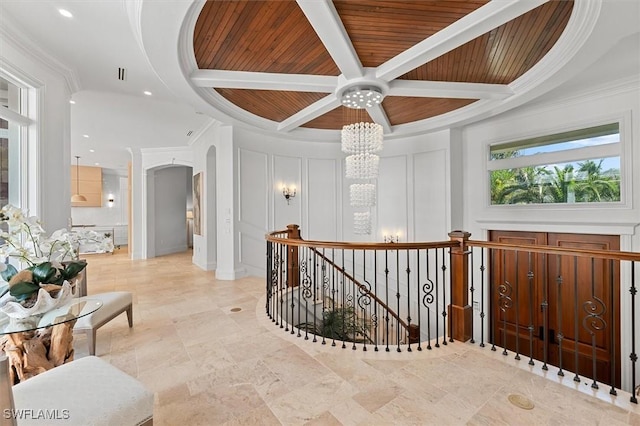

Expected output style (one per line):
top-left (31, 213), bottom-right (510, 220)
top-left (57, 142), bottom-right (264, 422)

top-left (82, 134), bottom-right (89, 138)
top-left (143, 91), bottom-right (152, 96)
top-left (89, 149), bottom-right (95, 153)
top-left (94, 162), bottom-right (100, 166)
top-left (58, 9), bottom-right (73, 18)
top-left (69, 100), bottom-right (76, 104)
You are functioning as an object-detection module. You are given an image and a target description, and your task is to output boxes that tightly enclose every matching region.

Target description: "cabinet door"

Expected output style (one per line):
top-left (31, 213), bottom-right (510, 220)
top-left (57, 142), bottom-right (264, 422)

top-left (546, 233), bottom-right (620, 387)
top-left (489, 231), bottom-right (546, 360)
top-left (489, 231), bottom-right (620, 387)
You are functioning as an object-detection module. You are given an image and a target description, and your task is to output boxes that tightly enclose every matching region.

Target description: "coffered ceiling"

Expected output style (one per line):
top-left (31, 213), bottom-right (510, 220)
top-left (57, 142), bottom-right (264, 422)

top-left (191, 0), bottom-right (573, 132)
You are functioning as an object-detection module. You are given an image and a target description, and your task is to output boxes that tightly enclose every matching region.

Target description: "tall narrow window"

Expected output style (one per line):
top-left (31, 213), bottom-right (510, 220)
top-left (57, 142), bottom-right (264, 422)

top-left (488, 123), bottom-right (621, 205)
top-left (0, 74), bottom-right (28, 209)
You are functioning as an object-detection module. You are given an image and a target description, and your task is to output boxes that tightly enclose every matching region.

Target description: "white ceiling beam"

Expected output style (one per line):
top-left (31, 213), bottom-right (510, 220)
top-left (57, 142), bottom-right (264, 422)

top-left (190, 70), bottom-right (337, 92)
top-left (278, 94), bottom-right (341, 132)
top-left (388, 80), bottom-right (513, 100)
top-left (376, 0), bottom-right (549, 82)
top-left (296, 0), bottom-right (363, 80)
top-left (366, 105), bottom-right (392, 134)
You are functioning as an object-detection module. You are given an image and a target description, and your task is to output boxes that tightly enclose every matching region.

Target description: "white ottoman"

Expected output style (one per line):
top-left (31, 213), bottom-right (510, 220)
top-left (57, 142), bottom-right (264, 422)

top-left (74, 292), bottom-right (133, 355)
top-left (11, 356), bottom-right (153, 426)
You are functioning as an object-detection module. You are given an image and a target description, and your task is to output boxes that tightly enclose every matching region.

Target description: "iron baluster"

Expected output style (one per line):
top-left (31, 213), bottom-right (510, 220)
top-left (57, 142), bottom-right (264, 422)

top-left (373, 251), bottom-right (379, 352)
top-left (423, 249), bottom-right (434, 350)
top-left (435, 248), bottom-right (440, 348)
top-left (515, 251), bottom-right (521, 360)
top-left (573, 256), bottom-right (580, 383)
top-left (480, 247), bottom-right (486, 348)
top-left (416, 250), bottom-right (422, 351)
top-left (341, 249), bottom-right (347, 349)
top-left (499, 249), bottom-right (512, 356)
top-left (527, 252), bottom-right (534, 366)
top-left (491, 248), bottom-right (496, 352)
top-left (542, 253), bottom-right (549, 371)
top-left (582, 257), bottom-right (607, 389)
top-left (470, 249), bottom-right (475, 344)
top-left (396, 248), bottom-right (401, 352)
top-left (406, 249), bottom-right (412, 352)
top-left (557, 255), bottom-right (565, 377)
top-left (385, 249), bottom-right (390, 352)
top-left (609, 259), bottom-right (616, 396)
top-left (442, 247), bottom-right (449, 345)
top-left (630, 261), bottom-right (637, 404)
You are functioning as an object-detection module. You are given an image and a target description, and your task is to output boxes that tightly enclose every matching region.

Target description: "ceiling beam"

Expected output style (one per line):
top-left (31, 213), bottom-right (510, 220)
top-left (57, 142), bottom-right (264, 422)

top-left (190, 70), bottom-right (337, 92)
top-left (366, 105), bottom-right (392, 134)
top-left (376, 0), bottom-right (549, 82)
top-left (296, 0), bottom-right (363, 80)
top-left (388, 80), bottom-right (513, 100)
top-left (278, 94), bottom-right (341, 132)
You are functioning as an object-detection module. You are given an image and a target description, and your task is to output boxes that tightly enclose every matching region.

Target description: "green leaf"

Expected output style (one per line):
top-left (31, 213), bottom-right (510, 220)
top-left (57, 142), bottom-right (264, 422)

top-left (9, 281), bottom-right (40, 300)
top-left (32, 262), bottom-right (57, 284)
top-left (0, 264), bottom-right (18, 283)
top-left (62, 260), bottom-right (87, 280)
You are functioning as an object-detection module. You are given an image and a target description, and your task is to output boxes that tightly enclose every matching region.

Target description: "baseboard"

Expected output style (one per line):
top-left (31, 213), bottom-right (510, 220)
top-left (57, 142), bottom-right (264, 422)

top-left (215, 267), bottom-right (247, 280)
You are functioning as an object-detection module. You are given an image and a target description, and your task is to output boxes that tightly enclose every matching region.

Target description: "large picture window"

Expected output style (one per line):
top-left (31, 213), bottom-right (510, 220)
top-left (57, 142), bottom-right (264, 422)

top-left (488, 123), bottom-right (621, 205)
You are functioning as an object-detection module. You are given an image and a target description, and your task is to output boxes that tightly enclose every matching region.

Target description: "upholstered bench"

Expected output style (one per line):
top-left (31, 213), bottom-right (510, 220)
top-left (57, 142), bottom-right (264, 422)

top-left (74, 292), bottom-right (133, 355)
top-left (7, 356), bottom-right (153, 425)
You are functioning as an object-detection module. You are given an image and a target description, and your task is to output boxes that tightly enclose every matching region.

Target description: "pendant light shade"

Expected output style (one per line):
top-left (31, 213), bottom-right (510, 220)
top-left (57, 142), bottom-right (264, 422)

top-left (71, 156), bottom-right (87, 202)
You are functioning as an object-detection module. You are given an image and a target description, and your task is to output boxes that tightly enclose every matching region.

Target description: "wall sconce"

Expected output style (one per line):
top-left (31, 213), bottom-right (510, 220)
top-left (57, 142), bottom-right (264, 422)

top-left (107, 194), bottom-right (115, 208)
top-left (282, 185), bottom-right (296, 204)
top-left (383, 230), bottom-right (400, 243)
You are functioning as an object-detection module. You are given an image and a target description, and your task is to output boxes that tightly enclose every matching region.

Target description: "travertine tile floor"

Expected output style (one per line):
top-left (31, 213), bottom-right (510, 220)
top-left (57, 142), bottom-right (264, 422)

top-left (74, 249), bottom-right (640, 425)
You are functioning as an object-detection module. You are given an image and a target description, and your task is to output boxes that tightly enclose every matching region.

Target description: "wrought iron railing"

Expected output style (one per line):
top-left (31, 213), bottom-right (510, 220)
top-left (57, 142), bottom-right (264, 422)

top-left (265, 225), bottom-right (639, 403)
top-left (266, 225), bottom-right (456, 352)
top-left (466, 238), bottom-right (639, 403)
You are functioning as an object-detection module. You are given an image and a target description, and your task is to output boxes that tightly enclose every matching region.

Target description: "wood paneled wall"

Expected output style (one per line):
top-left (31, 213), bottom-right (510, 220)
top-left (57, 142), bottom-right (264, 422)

top-left (71, 165), bottom-right (102, 207)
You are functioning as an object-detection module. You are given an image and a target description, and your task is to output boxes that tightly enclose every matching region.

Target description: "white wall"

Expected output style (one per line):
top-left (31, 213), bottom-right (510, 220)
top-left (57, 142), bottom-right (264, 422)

top-left (232, 127), bottom-right (456, 277)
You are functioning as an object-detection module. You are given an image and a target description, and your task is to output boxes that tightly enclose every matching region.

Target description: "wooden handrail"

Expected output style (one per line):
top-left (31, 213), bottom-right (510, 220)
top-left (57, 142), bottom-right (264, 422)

top-left (468, 239), bottom-right (640, 262)
top-left (309, 247), bottom-right (410, 331)
top-left (266, 232), bottom-right (458, 251)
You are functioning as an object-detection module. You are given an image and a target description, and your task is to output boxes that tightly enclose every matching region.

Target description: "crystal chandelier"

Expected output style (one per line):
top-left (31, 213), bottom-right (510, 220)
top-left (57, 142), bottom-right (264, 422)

top-left (349, 183), bottom-right (376, 207)
top-left (353, 212), bottom-right (372, 235)
top-left (340, 87), bottom-right (385, 235)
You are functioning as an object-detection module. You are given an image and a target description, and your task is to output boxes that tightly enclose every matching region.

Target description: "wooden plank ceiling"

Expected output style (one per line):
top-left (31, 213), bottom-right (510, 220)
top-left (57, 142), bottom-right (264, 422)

top-left (194, 0), bottom-right (573, 130)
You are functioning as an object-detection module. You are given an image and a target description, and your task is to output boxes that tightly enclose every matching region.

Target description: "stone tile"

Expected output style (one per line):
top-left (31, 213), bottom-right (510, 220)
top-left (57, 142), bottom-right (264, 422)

top-left (77, 250), bottom-right (639, 426)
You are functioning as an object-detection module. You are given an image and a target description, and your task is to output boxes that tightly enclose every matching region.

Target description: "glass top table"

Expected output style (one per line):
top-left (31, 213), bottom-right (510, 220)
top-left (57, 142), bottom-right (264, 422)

top-left (0, 299), bottom-right (102, 335)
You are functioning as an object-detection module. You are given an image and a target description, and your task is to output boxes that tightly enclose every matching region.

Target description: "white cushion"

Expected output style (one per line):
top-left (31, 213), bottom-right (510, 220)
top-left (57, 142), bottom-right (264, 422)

top-left (12, 356), bottom-right (153, 426)
top-left (74, 292), bottom-right (132, 330)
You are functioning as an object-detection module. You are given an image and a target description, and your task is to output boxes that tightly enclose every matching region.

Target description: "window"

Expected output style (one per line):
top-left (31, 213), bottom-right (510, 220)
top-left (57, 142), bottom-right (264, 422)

top-left (0, 74), bottom-right (29, 209)
top-left (488, 123), bottom-right (621, 205)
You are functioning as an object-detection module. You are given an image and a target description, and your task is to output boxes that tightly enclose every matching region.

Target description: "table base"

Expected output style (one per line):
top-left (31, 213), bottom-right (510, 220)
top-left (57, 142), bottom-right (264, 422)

top-left (0, 320), bottom-right (76, 384)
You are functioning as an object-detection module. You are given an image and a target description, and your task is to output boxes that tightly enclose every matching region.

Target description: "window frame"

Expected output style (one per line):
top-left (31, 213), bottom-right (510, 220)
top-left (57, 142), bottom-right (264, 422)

top-left (485, 114), bottom-right (632, 209)
top-left (0, 69), bottom-right (38, 214)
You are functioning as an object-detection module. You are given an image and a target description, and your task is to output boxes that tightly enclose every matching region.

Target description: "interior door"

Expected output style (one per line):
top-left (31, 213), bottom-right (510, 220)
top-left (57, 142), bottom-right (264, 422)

top-left (489, 231), bottom-right (620, 387)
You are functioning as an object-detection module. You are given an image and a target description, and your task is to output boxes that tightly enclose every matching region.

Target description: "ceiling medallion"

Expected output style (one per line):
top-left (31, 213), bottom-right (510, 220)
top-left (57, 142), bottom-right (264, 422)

top-left (340, 87), bottom-right (384, 109)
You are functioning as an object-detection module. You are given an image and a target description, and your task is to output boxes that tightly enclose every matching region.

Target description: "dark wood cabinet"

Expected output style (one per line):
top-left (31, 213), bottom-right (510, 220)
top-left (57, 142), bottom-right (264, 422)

top-left (489, 230), bottom-right (620, 387)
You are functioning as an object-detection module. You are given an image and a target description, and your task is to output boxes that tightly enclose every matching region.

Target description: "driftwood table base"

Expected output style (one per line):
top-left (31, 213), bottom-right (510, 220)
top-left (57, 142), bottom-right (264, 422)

top-left (0, 320), bottom-right (76, 384)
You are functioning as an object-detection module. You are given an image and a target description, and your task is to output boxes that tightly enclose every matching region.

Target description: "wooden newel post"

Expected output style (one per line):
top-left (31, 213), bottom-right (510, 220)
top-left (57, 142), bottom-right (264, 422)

top-left (286, 224), bottom-right (300, 288)
top-left (448, 230), bottom-right (472, 342)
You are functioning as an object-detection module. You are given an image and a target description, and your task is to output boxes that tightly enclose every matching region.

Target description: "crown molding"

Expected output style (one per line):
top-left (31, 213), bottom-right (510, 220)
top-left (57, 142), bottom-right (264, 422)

top-left (0, 16), bottom-right (81, 93)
